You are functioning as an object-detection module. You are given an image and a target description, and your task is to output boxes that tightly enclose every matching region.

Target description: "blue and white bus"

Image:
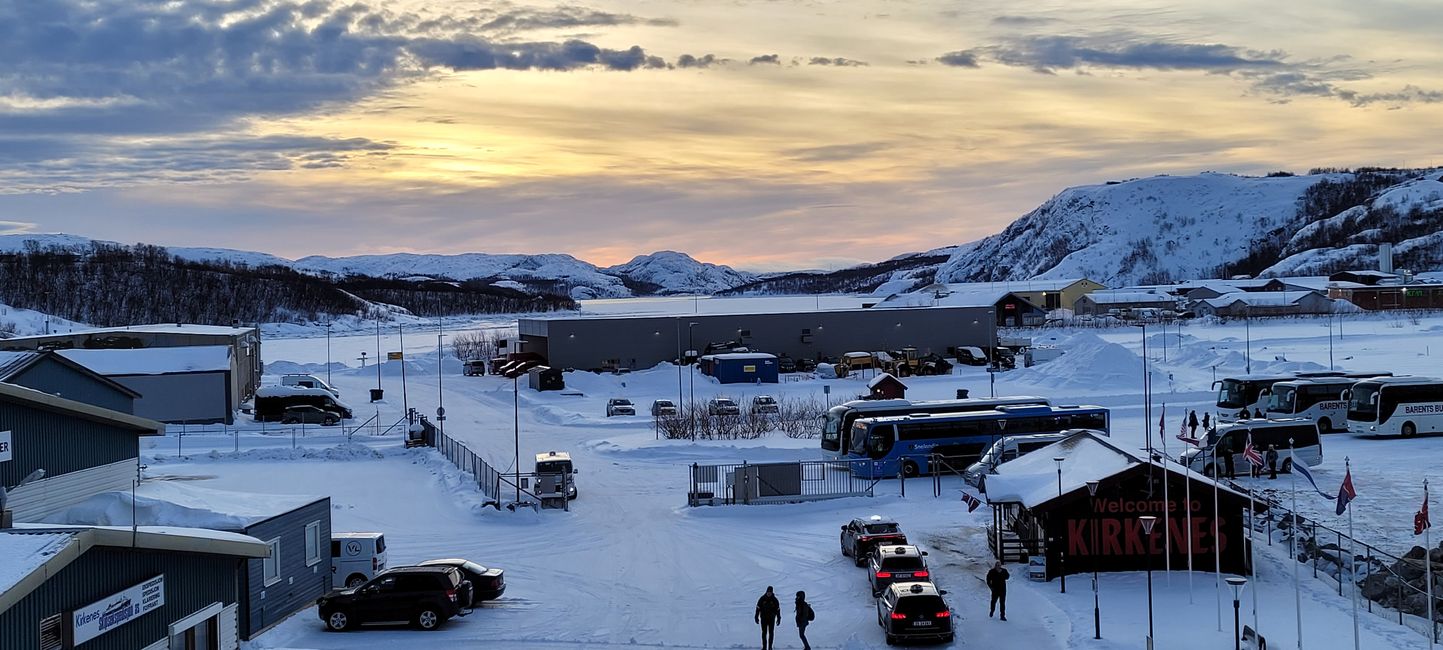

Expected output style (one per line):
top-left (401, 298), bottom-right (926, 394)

top-left (847, 404), bottom-right (1110, 479)
top-left (821, 396), bottom-right (1051, 460)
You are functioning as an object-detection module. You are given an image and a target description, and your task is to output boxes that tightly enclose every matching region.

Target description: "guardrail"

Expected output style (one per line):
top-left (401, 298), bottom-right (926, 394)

top-left (686, 460), bottom-right (877, 506)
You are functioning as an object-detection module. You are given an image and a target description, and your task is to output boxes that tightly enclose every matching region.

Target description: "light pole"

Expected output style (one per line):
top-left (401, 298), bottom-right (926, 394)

top-left (675, 318), bottom-right (683, 407)
top-left (1141, 515), bottom-right (1158, 650)
top-left (1243, 306), bottom-right (1252, 374)
top-left (398, 324), bottom-right (410, 422)
top-left (512, 371), bottom-right (521, 504)
top-left (1054, 456), bottom-right (1066, 496)
top-left (1055, 455), bottom-right (1067, 594)
top-left (1226, 576), bottom-right (1248, 650)
top-left (1087, 479), bottom-right (1101, 640)
top-left (1328, 312), bottom-right (1335, 370)
top-left (688, 322), bottom-right (698, 438)
top-left (325, 321), bottom-right (333, 385)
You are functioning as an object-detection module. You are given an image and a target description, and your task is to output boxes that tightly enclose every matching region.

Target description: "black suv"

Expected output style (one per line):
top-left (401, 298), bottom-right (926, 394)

top-left (841, 516), bottom-right (908, 567)
top-left (317, 566), bottom-right (471, 631)
top-left (877, 582), bottom-right (954, 645)
top-left (868, 545), bottom-right (931, 597)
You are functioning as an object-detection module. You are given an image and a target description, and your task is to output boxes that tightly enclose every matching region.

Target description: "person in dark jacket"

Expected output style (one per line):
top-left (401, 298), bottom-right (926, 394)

top-left (1266, 445), bottom-right (1280, 479)
top-left (986, 561), bottom-right (1010, 621)
top-left (795, 591), bottom-right (814, 650)
top-left (755, 586), bottom-right (781, 650)
top-left (1188, 410), bottom-right (1199, 438)
top-left (1202, 412), bottom-right (1211, 432)
top-left (1218, 438), bottom-right (1235, 480)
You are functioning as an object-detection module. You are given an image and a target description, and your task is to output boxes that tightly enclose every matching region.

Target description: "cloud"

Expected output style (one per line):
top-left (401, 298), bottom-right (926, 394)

top-left (676, 54), bottom-right (725, 68)
top-left (991, 15), bottom-right (1059, 27)
top-left (808, 57), bottom-right (868, 67)
top-left (750, 54), bottom-right (782, 65)
top-left (936, 51), bottom-right (980, 68)
top-left (784, 142), bottom-right (890, 162)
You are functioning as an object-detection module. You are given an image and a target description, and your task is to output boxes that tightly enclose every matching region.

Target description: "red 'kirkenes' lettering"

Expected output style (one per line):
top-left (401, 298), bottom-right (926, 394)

top-left (1065, 517), bottom-right (1228, 556)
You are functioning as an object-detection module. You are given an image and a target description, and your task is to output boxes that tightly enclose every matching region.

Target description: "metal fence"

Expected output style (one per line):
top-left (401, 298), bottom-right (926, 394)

top-left (423, 421), bottom-right (551, 510)
top-left (686, 460), bottom-right (877, 506)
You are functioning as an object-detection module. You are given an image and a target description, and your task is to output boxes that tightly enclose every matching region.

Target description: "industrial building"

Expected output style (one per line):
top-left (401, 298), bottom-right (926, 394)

top-left (57, 346), bottom-right (238, 424)
top-left (0, 351), bottom-right (140, 414)
top-left (518, 306), bottom-right (993, 371)
top-left (0, 324), bottom-right (262, 407)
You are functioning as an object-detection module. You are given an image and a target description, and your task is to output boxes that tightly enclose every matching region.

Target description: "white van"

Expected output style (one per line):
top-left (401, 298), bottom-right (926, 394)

top-left (283, 373), bottom-right (340, 397)
top-left (1179, 419), bottom-right (1322, 476)
top-left (964, 432), bottom-right (1073, 487)
top-left (331, 532), bottom-right (387, 588)
top-left (535, 451), bottom-right (578, 500)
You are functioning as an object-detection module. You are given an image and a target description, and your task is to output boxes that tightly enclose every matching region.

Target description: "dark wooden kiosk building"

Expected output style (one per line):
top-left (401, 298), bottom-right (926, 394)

top-left (982, 431), bottom-right (1264, 580)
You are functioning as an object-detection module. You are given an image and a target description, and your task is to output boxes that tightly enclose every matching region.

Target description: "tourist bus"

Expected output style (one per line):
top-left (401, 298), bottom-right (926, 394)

top-left (846, 404), bottom-right (1110, 479)
top-left (1215, 370), bottom-right (1384, 424)
top-left (1265, 374), bottom-right (1391, 432)
top-left (1346, 376), bottom-right (1443, 437)
top-left (820, 396), bottom-right (1051, 460)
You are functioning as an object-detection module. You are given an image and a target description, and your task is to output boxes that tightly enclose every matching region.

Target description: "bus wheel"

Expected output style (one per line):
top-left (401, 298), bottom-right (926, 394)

top-left (1317, 418), bottom-right (1331, 433)
top-left (1404, 422), bottom-right (1418, 438)
top-left (1281, 458), bottom-right (1293, 474)
top-left (901, 460), bottom-right (920, 478)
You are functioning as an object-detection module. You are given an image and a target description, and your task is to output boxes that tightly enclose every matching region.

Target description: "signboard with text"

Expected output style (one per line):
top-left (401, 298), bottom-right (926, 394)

top-left (72, 575), bottom-right (165, 644)
top-left (0, 430), bottom-right (11, 462)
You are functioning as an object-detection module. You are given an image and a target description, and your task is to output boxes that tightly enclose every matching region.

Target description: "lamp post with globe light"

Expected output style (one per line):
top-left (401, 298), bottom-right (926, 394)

top-left (1226, 576), bottom-right (1248, 650)
top-left (1141, 515), bottom-right (1158, 650)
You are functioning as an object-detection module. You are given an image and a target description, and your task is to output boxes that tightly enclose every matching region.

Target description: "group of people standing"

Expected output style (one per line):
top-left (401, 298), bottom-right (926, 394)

top-left (1185, 409), bottom-right (1281, 480)
top-left (754, 587), bottom-right (813, 650)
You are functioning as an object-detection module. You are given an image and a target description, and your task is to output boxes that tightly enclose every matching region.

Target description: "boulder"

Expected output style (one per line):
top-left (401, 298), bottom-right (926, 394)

top-left (1407, 545), bottom-right (1429, 560)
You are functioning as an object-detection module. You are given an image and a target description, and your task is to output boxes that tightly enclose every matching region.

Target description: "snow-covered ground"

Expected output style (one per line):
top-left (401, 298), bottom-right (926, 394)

top-left (131, 309), bottom-right (1443, 649)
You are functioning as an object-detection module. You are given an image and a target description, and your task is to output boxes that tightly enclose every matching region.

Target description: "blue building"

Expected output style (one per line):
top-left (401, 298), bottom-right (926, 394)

top-left (699, 353), bottom-right (779, 384)
top-left (0, 350), bottom-right (139, 414)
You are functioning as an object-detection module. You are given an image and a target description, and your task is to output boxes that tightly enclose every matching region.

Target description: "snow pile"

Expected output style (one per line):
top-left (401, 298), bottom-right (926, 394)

top-left (147, 442), bottom-right (387, 464)
top-left (43, 481), bottom-right (322, 530)
top-left (1006, 331), bottom-right (1144, 391)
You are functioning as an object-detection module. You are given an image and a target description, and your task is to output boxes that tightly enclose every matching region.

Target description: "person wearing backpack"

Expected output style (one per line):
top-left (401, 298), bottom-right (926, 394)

top-left (795, 591), bottom-right (814, 650)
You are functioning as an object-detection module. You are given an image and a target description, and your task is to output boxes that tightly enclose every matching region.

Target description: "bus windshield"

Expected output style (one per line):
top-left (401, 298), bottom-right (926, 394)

top-left (821, 409), bottom-right (844, 450)
top-left (1217, 380), bottom-right (1252, 409)
top-left (1268, 386), bottom-right (1297, 414)
top-left (851, 421), bottom-right (873, 455)
top-left (1348, 383), bottom-right (1381, 421)
top-left (865, 426), bottom-right (895, 459)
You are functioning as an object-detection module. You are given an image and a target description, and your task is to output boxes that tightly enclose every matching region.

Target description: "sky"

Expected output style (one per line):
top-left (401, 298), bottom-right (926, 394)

top-left (2, 0), bottom-right (1442, 272)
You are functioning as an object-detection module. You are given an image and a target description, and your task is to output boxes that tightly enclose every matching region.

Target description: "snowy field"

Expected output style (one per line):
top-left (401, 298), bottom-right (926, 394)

top-left (137, 308), bottom-right (1443, 649)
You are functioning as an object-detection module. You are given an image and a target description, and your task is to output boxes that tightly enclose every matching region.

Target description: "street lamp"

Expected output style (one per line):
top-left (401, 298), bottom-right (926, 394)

top-left (325, 321), bottom-right (333, 385)
top-left (1140, 515), bottom-right (1158, 650)
top-left (1054, 457), bottom-right (1066, 496)
top-left (1226, 576), bottom-right (1248, 650)
top-left (1243, 306), bottom-right (1252, 374)
top-left (1054, 456), bottom-right (1067, 593)
top-left (688, 322), bottom-right (698, 439)
top-left (1087, 479), bottom-right (1101, 640)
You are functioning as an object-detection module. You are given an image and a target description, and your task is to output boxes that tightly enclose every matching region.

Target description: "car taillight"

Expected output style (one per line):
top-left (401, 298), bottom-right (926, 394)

top-left (447, 589), bottom-right (458, 602)
top-left (914, 571), bottom-right (929, 578)
top-left (875, 572), bottom-right (892, 579)
top-left (935, 611), bottom-right (950, 618)
top-left (890, 613), bottom-right (907, 620)
top-left (372, 557), bottom-right (378, 571)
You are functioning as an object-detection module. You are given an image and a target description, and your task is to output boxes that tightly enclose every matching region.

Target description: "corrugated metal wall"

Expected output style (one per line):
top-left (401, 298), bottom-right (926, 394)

top-left (7, 460), bottom-right (137, 522)
top-left (10, 362), bottom-right (135, 414)
top-left (0, 547), bottom-right (242, 650)
top-left (240, 499), bottom-right (332, 639)
top-left (0, 402), bottom-right (140, 488)
top-left (112, 372), bottom-right (231, 424)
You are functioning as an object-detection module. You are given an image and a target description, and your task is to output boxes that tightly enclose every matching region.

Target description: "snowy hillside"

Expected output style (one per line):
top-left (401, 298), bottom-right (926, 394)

top-left (603, 251), bottom-right (755, 295)
top-left (295, 252), bottom-right (631, 300)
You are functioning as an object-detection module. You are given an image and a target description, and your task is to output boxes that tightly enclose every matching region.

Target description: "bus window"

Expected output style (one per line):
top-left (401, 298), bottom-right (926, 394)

top-left (1349, 384), bottom-right (1381, 422)
top-left (1218, 380), bottom-right (1250, 409)
top-left (866, 425), bottom-right (896, 460)
top-left (1268, 387), bottom-right (1297, 414)
top-left (821, 412), bottom-right (843, 449)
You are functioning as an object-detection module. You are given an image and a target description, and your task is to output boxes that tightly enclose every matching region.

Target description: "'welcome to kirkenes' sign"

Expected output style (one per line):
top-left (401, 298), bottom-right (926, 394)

top-left (1060, 497), bottom-right (1232, 559)
top-left (72, 575), bottom-right (165, 644)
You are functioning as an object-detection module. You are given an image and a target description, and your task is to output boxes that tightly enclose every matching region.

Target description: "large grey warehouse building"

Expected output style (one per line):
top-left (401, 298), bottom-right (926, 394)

top-left (519, 306), bottom-right (994, 371)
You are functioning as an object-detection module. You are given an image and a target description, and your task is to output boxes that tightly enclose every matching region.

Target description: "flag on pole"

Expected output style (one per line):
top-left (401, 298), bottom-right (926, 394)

top-left (1416, 483), bottom-right (1432, 536)
top-left (1178, 412), bottom-right (1200, 446)
top-left (1243, 434), bottom-right (1265, 468)
top-left (1293, 462), bottom-right (1336, 499)
top-left (1335, 467), bottom-right (1357, 516)
top-left (1158, 404), bottom-right (1167, 446)
top-left (960, 490), bottom-right (983, 513)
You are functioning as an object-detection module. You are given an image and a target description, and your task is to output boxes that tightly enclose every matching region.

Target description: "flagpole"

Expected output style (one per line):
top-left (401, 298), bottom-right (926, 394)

top-left (1348, 457), bottom-right (1360, 650)
top-left (1250, 485), bottom-right (1260, 645)
top-left (1162, 404), bottom-right (1172, 582)
top-left (1183, 413), bottom-right (1194, 605)
top-left (1292, 443), bottom-right (1304, 650)
top-left (1214, 449), bottom-right (1223, 632)
top-left (1426, 478), bottom-right (1434, 650)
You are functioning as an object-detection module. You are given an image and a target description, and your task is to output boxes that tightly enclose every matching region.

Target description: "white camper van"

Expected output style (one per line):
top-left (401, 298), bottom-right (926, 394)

top-left (331, 532), bottom-right (388, 588)
top-left (282, 373), bottom-right (341, 397)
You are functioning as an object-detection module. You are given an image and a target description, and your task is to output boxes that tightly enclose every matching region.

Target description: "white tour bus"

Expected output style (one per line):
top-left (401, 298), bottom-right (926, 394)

top-left (1215, 370), bottom-right (1386, 424)
top-left (1346, 376), bottom-right (1443, 437)
top-left (1179, 419), bottom-right (1322, 476)
top-left (1265, 373), bottom-right (1392, 433)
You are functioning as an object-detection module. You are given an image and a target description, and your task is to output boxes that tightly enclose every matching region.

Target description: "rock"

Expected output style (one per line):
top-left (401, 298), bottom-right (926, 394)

top-left (1396, 559), bottom-right (1426, 581)
top-left (1429, 547), bottom-right (1443, 563)
top-left (1404, 593), bottom-right (1431, 617)
top-left (1408, 545), bottom-right (1430, 560)
top-left (1362, 573), bottom-right (1393, 601)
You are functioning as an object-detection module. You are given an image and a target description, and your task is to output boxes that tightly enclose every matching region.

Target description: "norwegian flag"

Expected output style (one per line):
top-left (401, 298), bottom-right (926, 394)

top-left (1336, 467), bottom-right (1357, 516)
top-left (960, 490), bottom-right (983, 513)
top-left (1417, 484), bottom-right (1431, 536)
top-left (1243, 434), bottom-right (1265, 467)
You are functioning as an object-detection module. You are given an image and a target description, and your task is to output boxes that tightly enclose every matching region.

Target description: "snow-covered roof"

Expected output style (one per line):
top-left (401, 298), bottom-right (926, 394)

top-left (1082, 292), bottom-right (1175, 304)
top-left (1276, 276), bottom-right (1336, 291)
top-left (984, 430), bottom-right (1246, 509)
top-left (0, 532), bottom-right (73, 597)
top-left (4, 323), bottom-right (256, 341)
top-left (868, 373), bottom-right (905, 389)
top-left (44, 481), bottom-right (326, 531)
top-left (1199, 291), bottom-right (1324, 308)
top-left (0, 351), bottom-right (41, 380)
top-left (874, 287), bottom-right (1013, 309)
top-left (58, 345), bottom-right (232, 376)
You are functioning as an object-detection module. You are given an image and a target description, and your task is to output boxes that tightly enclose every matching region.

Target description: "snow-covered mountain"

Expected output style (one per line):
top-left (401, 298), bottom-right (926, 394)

top-left (602, 251), bottom-right (755, 295)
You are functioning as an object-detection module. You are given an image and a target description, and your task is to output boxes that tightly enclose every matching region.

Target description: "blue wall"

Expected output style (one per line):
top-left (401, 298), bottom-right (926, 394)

top-left (10, 360), bottom-right (136, 414)
top-left (239, 498), bottom-right (332, 639)
top-left (712, 358), bottom-right (778, 384)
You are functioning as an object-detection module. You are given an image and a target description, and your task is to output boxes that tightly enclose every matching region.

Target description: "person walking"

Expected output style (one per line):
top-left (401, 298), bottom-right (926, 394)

top-left (1202, 411), bottom-right (1211, 432)
top-left (986, 561), bottom-right (1010, 621)
top-left (1218, 437), bottom-right (1236, 480)
top-left (1188, 410), bottom-right (1199, 438)
top-left (755, 586), bottom-right (781, 650)
top-left (1266, 445), bottom-right (1279, 480)
top-left (795, 591), bottom-right (814, 650)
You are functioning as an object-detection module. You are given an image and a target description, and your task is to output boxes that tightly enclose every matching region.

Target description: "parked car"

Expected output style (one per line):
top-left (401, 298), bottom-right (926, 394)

top-left (876, 582), bottom-right (954, 645)
top-left (707, 397), bottom-right (740, 416)
top-left (751, 395), bottom-right (780, 414)
top-left (778, 357), bottom-right (798, 373)
top-left (796, 358), bottom-right (818, 372)
top-left (840, 515), bottom-right (908, 567)
top-left (418, 558), bottom-right (506, 603)
top-left (535, 451), bottom-right (578, 500)
top-left (650, 399), bottom-right (678, 416)
top-left (281, 405), bottom-right (341, 426)
top-left (317, 565), bottom-right (471, 632)
top-left (954, 346), bottom-right (988, 366)
top-left (868, 545), bottom-right (931, 597)
top-left (606, 398), bottom-right (636, 417)
top-left (332, 532), bottom-right (388, 588)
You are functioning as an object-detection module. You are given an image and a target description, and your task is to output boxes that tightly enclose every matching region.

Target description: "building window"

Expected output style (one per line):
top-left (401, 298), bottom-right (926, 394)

top-left (305, 521), bottom-right (322, 567)
top-left (264, 538), bottom-right (281, 586)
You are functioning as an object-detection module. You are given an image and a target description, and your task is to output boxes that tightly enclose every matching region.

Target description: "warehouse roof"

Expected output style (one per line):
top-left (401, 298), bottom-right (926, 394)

top-left (58, 345), bottom-right (232, 376)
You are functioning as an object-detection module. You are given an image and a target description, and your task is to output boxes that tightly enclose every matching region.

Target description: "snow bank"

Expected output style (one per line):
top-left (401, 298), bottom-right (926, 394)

top-left (147, 442), bottom-right (387, 464)
top-left (44, 481), bottom-right (322, 530)
top-left (1006, 331), bottom-right (1144, 391)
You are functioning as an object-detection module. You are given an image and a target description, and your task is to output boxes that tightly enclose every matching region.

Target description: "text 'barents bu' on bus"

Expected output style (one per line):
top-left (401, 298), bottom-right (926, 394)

top-left (1346, 376), bottom-right (1443, 437)
top-left (820, 396), bottom-right (1052, 461)
top-left (1213, 370), bottom-right (1390, 424)
top-left (846, 404), bottom-right (1109, 479)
